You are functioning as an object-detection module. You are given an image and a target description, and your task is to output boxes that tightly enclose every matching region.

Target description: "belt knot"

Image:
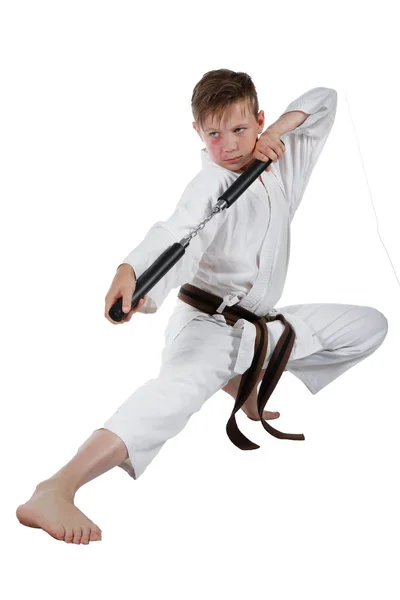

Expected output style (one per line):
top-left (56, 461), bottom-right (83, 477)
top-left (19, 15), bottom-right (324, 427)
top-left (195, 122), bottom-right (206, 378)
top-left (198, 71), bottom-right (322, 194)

top-left (216, 293), bottom-right (241, 313)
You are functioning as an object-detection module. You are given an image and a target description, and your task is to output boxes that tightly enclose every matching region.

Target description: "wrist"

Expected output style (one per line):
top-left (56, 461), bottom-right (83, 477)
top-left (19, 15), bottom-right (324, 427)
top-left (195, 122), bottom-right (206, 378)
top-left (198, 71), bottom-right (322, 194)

top-left (266, 110), bottom-right (309, 136)
top-left (117, 263), bottom-right (136, 279)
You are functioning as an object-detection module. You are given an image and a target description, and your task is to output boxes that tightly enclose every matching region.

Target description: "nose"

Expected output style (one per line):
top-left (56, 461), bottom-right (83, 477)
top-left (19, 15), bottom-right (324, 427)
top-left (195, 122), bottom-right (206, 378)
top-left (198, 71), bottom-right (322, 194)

top-left (222, 135), bottom-right (238, 153)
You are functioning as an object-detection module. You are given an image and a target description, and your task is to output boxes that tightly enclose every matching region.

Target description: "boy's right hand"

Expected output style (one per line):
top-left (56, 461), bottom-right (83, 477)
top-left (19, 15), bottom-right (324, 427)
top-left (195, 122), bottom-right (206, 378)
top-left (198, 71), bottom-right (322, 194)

top-left (104, 263), bottom-right (147, 324)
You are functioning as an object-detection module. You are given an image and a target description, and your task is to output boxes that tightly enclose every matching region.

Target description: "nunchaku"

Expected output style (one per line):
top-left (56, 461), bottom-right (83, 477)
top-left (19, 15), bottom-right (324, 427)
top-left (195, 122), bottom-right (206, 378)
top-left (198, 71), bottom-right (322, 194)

top-left (109, 157), bottom-right (274, 322)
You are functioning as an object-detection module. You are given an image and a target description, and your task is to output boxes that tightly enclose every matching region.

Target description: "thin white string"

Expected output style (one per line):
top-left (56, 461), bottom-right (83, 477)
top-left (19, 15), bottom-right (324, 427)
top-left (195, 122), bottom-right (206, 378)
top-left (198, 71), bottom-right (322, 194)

top-left (345, 93), bottom-right (400, 289)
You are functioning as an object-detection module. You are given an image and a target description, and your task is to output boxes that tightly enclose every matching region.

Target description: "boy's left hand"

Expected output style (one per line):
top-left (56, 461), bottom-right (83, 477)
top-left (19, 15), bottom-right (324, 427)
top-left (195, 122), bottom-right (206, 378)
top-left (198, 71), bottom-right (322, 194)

top-left (253, 129), bottom-right (286, 171)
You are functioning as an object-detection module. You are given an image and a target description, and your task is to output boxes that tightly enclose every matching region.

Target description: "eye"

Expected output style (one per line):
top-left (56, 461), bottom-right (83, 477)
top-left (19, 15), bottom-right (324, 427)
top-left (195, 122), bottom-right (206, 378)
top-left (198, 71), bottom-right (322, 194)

top-left (209, 128), bottom-right (245, 138)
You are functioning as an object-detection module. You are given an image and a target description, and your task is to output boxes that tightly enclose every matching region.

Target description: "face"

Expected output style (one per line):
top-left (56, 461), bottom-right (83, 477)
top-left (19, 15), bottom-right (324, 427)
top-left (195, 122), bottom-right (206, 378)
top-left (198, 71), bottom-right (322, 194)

top-left (192, 100), bottom-right (265, 171)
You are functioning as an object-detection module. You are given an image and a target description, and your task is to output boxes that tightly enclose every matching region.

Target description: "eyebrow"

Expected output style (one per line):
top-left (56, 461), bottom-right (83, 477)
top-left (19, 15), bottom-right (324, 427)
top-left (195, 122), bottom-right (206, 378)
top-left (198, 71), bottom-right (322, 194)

top-left (204, 123), bottom-right (248, 132)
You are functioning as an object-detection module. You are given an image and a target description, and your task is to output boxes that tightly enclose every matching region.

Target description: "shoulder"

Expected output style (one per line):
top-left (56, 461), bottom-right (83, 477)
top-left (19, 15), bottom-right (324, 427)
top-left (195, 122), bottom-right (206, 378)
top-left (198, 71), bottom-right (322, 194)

top-left (183, 164), bottom-right (237, 202)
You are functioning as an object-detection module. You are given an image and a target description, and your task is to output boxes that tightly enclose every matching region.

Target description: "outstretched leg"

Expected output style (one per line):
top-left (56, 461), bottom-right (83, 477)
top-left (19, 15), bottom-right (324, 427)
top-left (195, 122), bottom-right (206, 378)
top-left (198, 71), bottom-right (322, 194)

top-left (16, 428), bottom-right (128, 545)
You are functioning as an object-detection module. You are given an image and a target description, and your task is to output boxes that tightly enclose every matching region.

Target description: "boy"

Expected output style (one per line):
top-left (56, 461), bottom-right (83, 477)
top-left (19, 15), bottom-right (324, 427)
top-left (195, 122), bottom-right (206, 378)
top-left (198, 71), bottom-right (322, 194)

top-left (16, 69), bottom-right (388, 544)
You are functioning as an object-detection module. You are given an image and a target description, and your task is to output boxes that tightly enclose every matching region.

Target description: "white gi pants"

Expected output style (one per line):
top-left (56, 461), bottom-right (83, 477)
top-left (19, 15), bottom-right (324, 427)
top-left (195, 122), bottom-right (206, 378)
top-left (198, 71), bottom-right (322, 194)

top-left (101, 303), bottom-right (388, 480)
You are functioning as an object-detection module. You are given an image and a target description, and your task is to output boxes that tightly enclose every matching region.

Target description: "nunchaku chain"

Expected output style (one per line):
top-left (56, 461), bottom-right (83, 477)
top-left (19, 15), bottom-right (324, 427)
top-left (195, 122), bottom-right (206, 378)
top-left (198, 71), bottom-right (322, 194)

top-left (181, 200), bottom-right (225, 245)
top-left (345, 93), bottom-right (400, 291)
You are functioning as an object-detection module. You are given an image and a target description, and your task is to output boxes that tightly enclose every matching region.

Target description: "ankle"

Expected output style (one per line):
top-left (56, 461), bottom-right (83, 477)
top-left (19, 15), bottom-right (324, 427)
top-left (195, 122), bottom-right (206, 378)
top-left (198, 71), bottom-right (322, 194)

top-left (37, 476), bottom-right (77, 501)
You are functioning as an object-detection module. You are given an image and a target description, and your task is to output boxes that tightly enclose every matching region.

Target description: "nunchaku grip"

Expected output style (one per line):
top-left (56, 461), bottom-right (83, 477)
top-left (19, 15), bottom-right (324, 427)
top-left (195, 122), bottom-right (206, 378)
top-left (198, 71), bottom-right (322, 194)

top-left (108, 243), bottom-right (185, 322)
top-left (109, 154), bottom-right (278, 322)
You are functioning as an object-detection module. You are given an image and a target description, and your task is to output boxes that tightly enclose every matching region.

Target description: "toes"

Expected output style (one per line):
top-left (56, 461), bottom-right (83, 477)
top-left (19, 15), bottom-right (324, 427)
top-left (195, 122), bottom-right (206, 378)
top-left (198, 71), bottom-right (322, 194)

top-left (90, 528), bottom-right (102, 542)
top-left (91, 523), bottom-right (102, 537)
top-left (80, 526), bottom-right (91, 545)
top-left (262, 411), bottom-right (280, 420)
top-left (64, 526), bottom-right (74, 543)
top-left (72, 527), bottom-right (83, 544)
top-left (50, 524), bottom-right (66, 541)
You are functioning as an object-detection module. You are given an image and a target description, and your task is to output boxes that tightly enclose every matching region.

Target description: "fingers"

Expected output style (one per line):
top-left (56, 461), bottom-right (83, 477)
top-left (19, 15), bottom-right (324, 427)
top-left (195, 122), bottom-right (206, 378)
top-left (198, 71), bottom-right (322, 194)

top-left (122, 303), bottom-right (140, 322)
top-left (264, 140), bottom-right (286, 171)
top-left (120, 295), bottom-right (148, 323)
top-left (269, 139), bottom-right (286, 161)
top-left (104, 267), bottom-right (140, 324)
top-left (104, 294), bottom-right (135, 324)
top-left (255, 149), bottom-right (277, 169)
top-left (273, 139), bottom-right (285, 160)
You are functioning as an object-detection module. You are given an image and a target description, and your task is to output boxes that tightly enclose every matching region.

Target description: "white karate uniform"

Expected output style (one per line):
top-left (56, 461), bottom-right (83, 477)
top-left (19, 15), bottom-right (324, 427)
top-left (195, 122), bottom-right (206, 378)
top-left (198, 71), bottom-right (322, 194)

top-left (101, 87), bottom-right (388, 480)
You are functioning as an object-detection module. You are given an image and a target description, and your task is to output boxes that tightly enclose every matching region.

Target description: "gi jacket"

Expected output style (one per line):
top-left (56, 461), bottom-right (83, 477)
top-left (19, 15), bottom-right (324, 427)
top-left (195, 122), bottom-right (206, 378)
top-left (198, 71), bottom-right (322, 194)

top-left (121, 87), bottom-right (338, 375)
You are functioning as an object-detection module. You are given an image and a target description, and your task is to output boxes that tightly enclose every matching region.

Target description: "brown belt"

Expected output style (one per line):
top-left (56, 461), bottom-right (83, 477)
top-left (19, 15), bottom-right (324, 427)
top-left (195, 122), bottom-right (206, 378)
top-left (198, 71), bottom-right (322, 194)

top-left (177, 283), bottom-right (305, 450)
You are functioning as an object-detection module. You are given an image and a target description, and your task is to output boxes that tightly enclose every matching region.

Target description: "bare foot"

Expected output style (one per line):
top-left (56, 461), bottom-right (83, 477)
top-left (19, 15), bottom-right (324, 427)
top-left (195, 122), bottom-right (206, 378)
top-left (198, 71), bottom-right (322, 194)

top-left (222, 374), bottom-right (280, 422)
top-left (16, 479), bottom-right (102, 544)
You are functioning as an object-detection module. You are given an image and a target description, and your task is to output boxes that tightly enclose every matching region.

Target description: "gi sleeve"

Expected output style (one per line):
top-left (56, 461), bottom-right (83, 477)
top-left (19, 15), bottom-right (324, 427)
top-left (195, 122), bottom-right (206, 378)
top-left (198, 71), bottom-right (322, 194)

top-left (119, 169), bottom-right (230, 313)
top-left (276, 87), bottom-right (337, 222)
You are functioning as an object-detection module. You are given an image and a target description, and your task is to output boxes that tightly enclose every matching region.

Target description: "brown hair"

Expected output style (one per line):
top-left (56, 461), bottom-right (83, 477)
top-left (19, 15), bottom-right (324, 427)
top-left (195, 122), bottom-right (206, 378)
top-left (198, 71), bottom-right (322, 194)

top-left (191, 68), bottom-right (260, 131)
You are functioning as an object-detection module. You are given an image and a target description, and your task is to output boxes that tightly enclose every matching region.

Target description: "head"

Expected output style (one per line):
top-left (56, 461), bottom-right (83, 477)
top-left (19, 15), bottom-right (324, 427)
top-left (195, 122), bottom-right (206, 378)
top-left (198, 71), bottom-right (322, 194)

top-left (191, 69), bottom-right (265, 171)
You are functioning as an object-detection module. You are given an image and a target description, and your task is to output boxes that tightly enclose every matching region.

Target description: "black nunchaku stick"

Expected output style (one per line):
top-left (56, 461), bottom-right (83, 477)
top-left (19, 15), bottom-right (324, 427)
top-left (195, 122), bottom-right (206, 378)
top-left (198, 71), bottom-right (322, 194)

top-left (109, 157), bottom-right (274, 322)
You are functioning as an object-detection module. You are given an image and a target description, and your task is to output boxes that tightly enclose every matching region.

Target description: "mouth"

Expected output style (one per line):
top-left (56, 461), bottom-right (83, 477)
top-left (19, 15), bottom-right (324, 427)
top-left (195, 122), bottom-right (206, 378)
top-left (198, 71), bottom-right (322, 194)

top-left (225, 156), bottom-right (242, 163)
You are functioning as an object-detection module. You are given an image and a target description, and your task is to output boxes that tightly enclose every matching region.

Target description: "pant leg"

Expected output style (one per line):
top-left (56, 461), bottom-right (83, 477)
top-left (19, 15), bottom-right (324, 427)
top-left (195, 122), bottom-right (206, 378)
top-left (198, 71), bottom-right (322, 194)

top-left (102, 316), bottom-right (243, 480)
top-left (277, 303), bottom-right (388, 394)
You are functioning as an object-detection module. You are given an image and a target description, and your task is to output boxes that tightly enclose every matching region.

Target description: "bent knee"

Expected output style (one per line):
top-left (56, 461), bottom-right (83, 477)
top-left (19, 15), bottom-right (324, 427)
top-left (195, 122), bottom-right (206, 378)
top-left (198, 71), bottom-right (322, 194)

top-left (366, 307), bottom-right (388, 344)
top-left (370, 307), bottom-right (388, 333)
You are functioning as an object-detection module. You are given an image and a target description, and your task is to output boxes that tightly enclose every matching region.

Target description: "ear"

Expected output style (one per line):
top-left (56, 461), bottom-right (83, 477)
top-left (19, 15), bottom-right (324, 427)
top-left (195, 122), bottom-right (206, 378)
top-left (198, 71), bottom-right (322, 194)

top-left (257, 110), bottom-right (265, 133)
top-left (192, 121), bottom-right (204, 141)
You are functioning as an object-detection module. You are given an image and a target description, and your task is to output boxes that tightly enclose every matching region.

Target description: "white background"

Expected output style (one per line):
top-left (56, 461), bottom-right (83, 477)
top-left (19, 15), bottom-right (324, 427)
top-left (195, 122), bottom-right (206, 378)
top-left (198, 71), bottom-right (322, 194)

top-left (2, 1), bottom-right (399, 598)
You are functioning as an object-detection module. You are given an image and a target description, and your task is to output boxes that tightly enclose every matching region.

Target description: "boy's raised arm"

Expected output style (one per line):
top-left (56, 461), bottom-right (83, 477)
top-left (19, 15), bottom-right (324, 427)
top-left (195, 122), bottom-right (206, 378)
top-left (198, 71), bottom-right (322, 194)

top-left (271, 87), bottom-right (337, 222)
